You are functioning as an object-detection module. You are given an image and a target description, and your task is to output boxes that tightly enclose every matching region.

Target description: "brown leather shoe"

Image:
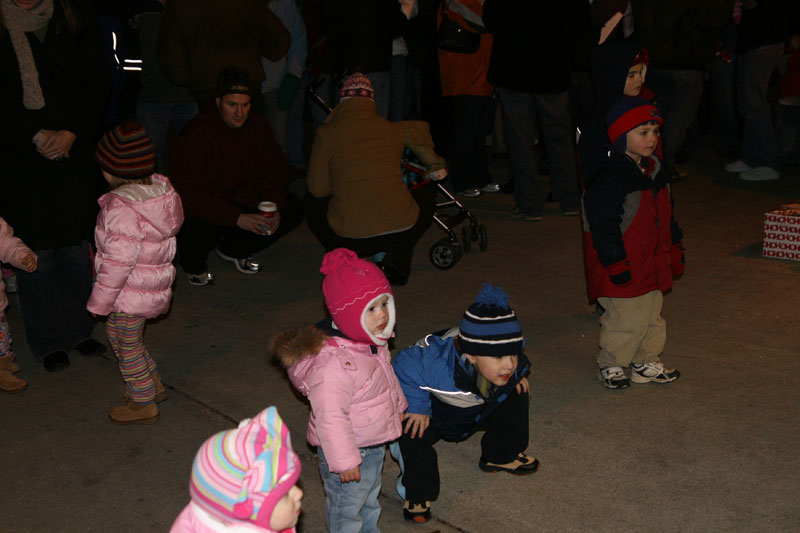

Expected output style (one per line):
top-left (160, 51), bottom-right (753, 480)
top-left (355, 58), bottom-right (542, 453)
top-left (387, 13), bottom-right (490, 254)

top-left (0, 355), bottom-right (20, 373)
top-left (0, 369), bottom-right (27, 393)
top-left (108, 401), bottom-right (159, 425)
top-left (479, 452), bottom-right (540, 475)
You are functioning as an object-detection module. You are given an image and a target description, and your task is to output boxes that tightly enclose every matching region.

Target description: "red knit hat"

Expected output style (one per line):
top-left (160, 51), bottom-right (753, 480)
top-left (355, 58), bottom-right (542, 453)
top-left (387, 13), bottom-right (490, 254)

top-left (321, 248), bottom-right (394, 345)
top-left (606, 97), bottom-right (662, 153)
top-left (96, 122), bottom-right (155, 180)
top-left (339, 72), bottom-right (375, 102)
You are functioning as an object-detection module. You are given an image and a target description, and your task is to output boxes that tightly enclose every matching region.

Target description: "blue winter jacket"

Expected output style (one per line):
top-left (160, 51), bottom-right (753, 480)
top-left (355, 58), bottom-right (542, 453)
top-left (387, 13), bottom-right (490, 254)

top-left (392, 332), bottom-right (530, 440)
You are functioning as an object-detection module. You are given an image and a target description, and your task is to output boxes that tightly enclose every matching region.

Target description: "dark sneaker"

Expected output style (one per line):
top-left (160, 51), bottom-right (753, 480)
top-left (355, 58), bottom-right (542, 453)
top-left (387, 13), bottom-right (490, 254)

top-left (42, 351), bottom-right (70, 372)
top-left (479, 453), bottom-right (540, 475)
top-left (187, 272), bottom-right (216, 286)
top-left (217, 250), bottom-right (261, 274)
top-left (630, 361), bottom-right (680, 384)
top-left (403, 500), bottom-right (431, 523)
top-left (598, 366), bottom-right (630, 389)
top-left (510, 207), bottom-right (543, 222)
top-left (75, 338), bottom-right (107, 356)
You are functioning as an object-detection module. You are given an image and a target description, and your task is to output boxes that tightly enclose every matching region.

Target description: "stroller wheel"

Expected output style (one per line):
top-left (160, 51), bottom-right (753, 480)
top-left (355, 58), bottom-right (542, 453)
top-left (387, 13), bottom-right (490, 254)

top-left (478, 224), bottom-right (488, 252)
top-left (461, 226), bottom-right (472, 254)
top-left (429, 239), bottom-right (462, 270)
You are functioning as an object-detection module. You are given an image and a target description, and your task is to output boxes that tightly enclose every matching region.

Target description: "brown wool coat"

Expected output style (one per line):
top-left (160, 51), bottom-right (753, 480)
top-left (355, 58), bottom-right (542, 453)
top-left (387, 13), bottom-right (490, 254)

top-left (306, 98), bottom-right (445, 239)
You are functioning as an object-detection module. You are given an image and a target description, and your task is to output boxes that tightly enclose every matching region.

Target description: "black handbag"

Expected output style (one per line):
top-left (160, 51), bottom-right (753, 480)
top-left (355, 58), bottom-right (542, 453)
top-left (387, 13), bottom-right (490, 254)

top-left (437, 11), bottom-right (481, 54)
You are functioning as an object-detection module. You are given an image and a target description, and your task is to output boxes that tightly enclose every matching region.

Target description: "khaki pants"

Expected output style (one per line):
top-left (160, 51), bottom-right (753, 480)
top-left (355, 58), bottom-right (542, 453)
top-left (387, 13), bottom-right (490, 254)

top-left (597, 290), bottom-right (666, 368)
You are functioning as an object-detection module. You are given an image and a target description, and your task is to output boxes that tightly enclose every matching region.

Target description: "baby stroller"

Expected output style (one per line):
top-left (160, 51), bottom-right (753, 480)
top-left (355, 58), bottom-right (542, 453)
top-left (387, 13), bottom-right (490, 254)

top-left (307, 84), bottom-right (487, 270)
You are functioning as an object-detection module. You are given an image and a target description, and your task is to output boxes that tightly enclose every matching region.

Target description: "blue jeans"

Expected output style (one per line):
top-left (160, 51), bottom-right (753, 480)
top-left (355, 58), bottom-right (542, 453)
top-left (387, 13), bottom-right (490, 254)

top-left (645, 68), bottom-right (704, 167)
top-left (366, 71), bottom-right (391, 120)
top-left (136, 101), bottom-right (199, 173)
top-left (498, 88), bottom-right (580, 215)
top-left (15, 242), bottom-right (95, 358)
top-left (262, 90), bottom-right (289, 154)
top-left (737, 43), bottom-right (784, 170)
top-left (318, 445), bottom-right (385, 533)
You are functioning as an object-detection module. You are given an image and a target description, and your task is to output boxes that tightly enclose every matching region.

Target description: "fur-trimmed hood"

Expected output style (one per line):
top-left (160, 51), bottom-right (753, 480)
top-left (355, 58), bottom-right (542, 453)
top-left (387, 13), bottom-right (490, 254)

top-left (272, 325), bottom-right (329, 368)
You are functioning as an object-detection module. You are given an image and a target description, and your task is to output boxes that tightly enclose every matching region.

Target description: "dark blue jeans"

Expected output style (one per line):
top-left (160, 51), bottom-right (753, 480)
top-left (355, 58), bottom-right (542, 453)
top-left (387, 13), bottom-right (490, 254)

top-left (738, 43), bottom-right (784, 170)
top-left (136, 101), bottom-right (199, 173)
top-left (646, 68), bottom-right (704, 167)
top-left (15, 242), bottom-right (95, 359)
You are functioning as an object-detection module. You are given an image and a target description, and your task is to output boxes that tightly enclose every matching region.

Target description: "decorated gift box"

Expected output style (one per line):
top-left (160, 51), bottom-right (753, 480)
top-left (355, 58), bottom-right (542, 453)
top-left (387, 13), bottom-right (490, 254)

top-left (762, 203), bottom-right (800, 261)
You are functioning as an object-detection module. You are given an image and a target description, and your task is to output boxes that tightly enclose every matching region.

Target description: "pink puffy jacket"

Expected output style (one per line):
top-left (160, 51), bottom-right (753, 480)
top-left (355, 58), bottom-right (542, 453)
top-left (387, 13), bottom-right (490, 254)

top-left (275, 325), bottom-right (407, 473)
top-left (0, 217), bottom-right (35, 312)
top-left (87, 175), bottom-right (184, 318)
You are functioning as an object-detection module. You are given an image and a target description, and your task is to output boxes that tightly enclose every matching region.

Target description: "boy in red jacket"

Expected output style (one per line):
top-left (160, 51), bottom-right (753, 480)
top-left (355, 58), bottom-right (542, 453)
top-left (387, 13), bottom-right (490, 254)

top-left (582, 98), bottom-right (684, 390)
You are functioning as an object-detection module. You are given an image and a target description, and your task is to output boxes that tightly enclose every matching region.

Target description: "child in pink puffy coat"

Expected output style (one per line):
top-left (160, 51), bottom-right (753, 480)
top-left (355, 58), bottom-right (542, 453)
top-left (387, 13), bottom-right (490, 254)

top-left (272, 248), bottom-right (407, 532)
top-left (0, 216), bottom-right (37, 393)
top-left (87, 123), bottom-right (184, 425)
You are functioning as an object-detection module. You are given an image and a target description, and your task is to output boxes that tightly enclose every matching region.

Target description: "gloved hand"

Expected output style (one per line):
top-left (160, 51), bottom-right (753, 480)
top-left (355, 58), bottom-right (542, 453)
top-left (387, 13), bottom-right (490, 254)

top-left (276, 74), bottom-right (302, 110)
top-left (607, 260), bottom-right (632, 286)
top-left (670, 243), bottom-right (686, 276)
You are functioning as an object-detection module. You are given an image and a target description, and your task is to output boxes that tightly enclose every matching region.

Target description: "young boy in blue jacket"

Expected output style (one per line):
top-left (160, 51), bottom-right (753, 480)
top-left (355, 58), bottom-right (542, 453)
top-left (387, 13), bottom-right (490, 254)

top-left (391, 284), bottom-right (539, 523)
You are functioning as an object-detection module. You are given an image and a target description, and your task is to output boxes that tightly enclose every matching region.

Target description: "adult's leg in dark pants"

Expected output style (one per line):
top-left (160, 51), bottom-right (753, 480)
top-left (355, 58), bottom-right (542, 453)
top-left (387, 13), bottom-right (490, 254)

top-left (534, 91), bottom-right (581, 213)
top-left (398, 426), bottom-right (443, 502)
top-left (646, 68), bottom-right (704, 168)
top-left (15, 243), bottom-right (94, 359)
top-left (219, 194), bottom-right (305, 259)
top-left (447, 95), bottom-right (495, 192)
top-left (498, 88), bottom-right (544, 217)
top-left (480, 390), bottom-right (530, 464)
top-left (177, 216), bottom-right (225, 274)
top-left (378, 184), bottom-right (437, 280)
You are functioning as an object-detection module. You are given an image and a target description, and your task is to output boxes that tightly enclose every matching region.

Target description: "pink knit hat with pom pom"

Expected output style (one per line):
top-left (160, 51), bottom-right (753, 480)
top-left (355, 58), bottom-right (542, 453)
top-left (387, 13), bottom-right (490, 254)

top-left (320, 248), bottom-right (395, 345)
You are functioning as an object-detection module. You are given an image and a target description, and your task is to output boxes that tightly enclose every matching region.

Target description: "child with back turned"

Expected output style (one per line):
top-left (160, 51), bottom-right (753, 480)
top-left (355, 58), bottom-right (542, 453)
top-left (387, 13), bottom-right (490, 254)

top-left (582, 98), bottom-right (685, 390)
top-left (272, 248), bottom-right (407, 532)
top-left (87, 122), bottom-right (184, 424)
top-left (391, 283), bottom-right (538, 524)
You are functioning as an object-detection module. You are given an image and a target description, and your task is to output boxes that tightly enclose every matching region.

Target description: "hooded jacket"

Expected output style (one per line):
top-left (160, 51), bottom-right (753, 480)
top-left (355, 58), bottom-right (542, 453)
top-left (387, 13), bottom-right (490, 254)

top-left (581, 151), bottom-right (682, 302)
top-left (87, 174), bottom-right (184, 318)
top-left (0, 217), bottom-right (36, 312)
top-left (275, 323), bottom-right (407, 473)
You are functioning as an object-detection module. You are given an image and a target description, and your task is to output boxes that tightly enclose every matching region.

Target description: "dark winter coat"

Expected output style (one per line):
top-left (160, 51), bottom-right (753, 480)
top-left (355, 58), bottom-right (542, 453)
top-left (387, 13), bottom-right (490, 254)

top-left (169, 108), bottom-right (288, 227)
top-left (483, 0), bottom-right (596, 94)
top-left (322, 0), bottom-right (408, 74)
top-left (0, 0), bottom-right (109, 250)
top-left (582, 151), bottom-right (682, 302)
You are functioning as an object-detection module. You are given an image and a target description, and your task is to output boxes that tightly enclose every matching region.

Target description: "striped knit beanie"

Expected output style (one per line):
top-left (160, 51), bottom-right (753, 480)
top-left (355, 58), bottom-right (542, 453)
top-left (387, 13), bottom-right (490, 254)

top-left (606, 96), bottom-right (662, 154)
top-left (321, 248), bottom-right (395, 345)
top-left (95, 122), bottom-right (155, 180)
top-left (339, 72), bottom-right (374, 102)
top-left (189, 406), bottom-right (301, 529)
top-left (458, 284), bottom-right (524, 357)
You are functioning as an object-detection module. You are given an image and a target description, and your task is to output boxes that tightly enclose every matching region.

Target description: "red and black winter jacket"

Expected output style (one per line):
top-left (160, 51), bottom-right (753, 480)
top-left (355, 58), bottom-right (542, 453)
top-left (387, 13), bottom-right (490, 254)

top-left (581, 151), bottom-right (682, 302)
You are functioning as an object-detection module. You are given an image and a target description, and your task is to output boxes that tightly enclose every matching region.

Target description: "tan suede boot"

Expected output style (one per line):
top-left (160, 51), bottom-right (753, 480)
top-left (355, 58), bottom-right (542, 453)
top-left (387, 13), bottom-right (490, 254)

top-left (122, 371), bottom-right (169, 404)
top-left (108, 401), bottom-right (159, 425)
top-left (0, 354), bottom-right (20, 373)
top-left (0, 369), bottom-right (27, 393)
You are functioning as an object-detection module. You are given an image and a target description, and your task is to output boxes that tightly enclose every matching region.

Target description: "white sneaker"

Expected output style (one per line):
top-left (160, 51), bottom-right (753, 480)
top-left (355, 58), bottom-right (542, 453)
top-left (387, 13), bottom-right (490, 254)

top-left (739, 166), bottom-right (780, 182)
top-left (630, 361), bottom-right (680, 384)
top-left (598, 366), bottom-right (630, 389)
top-left (724, 159), bottom-right (751, 173)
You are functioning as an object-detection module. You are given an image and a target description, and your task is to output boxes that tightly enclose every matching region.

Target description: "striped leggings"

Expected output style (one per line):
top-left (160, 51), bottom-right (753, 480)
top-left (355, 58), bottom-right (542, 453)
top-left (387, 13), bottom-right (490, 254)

top-left (107, 312), bottom-right (157, 404)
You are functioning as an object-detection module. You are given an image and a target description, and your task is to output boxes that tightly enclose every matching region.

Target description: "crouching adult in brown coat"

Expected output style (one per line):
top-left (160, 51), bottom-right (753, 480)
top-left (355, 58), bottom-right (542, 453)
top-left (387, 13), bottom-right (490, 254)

top-left (304, 73), bottom-right (446, 285)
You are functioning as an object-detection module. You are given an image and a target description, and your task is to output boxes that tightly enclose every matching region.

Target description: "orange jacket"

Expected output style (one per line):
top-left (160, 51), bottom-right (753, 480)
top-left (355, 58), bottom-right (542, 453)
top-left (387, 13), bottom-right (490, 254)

top-left (437, 0), bottom-right (494, 97)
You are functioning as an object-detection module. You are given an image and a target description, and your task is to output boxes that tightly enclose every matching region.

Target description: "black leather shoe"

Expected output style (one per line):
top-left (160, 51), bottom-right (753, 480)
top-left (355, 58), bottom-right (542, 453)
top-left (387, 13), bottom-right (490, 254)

top-left (43, 351), bottom-right (71, 372)
top-left (75, 338), bottom-right (107, 356)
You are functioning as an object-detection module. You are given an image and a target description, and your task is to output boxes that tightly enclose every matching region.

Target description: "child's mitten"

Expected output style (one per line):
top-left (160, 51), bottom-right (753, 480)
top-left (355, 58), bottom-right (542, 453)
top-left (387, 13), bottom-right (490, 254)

top-left (670, 243), bottom-right (686, 276)
top-left (607, 260), bottom-right (632, 286)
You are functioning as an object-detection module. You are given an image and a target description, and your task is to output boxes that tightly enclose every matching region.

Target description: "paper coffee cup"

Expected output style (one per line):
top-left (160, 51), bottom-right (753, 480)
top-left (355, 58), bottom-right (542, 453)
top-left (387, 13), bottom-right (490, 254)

top-left (258, 201), bottom-right (278, 235)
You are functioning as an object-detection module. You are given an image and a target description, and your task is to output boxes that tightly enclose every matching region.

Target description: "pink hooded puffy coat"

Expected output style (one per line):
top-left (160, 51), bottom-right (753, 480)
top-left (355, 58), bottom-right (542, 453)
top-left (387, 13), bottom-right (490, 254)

top-left (276, 325), bottom-right (407, 473)
top-left (87, 174), bottom-right (184, 318)
top-left (0, 217), bottom-right (35, 312)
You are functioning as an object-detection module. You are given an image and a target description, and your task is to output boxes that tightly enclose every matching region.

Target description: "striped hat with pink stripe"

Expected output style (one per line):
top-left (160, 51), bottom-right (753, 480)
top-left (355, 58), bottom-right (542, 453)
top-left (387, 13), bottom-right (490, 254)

top-left (188, 406), bottom-right (301, 528)
top-left (95, 122), bottom-right (156, 179)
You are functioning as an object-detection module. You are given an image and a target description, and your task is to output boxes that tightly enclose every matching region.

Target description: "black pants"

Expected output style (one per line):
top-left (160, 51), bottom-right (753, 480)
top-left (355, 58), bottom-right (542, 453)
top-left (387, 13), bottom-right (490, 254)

top-left (178, 194), bottom-right (303, 274)
top-left (446, 94), bottom-right (496, 193)
top-left (303, 184), bottom-right (436, 277)
top-left (398, 390), bottom-right (529, 502)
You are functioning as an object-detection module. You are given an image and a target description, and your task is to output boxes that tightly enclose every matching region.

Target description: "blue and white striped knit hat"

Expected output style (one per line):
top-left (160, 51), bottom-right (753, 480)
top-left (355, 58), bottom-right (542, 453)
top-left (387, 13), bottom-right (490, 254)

top-left (457, 284), bottom-right (524, 357)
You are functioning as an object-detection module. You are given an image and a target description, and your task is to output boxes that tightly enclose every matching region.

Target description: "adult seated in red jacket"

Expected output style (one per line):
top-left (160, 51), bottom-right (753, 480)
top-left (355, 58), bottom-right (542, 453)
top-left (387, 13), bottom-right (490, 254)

top-left (169, 68), bottom-right (302, 286)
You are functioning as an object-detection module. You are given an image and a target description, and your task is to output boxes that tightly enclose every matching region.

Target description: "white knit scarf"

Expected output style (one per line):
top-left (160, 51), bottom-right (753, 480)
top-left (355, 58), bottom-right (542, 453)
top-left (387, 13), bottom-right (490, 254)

top-left (1, 0), bottom-right (54, 109)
